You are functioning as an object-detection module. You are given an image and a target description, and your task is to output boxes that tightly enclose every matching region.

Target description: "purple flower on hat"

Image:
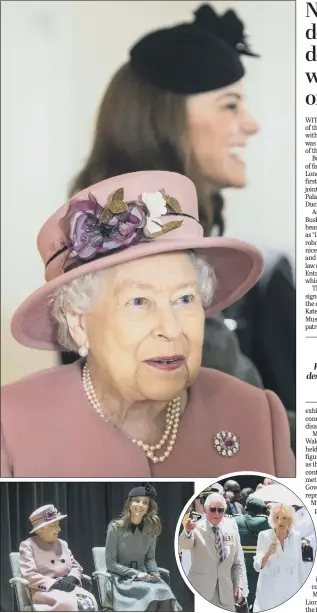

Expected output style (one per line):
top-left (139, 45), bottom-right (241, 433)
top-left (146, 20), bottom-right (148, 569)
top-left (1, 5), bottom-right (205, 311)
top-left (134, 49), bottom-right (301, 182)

top-left (62, 192), bottom-right (147, 261)
top-left (44, 507), bottom-right (58, 521)
top-left (59, 188), bottom-right (184, 269)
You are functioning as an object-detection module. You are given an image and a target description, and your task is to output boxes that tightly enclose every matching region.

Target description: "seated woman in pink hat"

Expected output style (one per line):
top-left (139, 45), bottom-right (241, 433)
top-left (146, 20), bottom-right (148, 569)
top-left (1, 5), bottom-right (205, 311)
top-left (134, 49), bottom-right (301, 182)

top-left (1, 170), bottom-right (294, 477)
top-left (19, 505), bottom-right (98, 611)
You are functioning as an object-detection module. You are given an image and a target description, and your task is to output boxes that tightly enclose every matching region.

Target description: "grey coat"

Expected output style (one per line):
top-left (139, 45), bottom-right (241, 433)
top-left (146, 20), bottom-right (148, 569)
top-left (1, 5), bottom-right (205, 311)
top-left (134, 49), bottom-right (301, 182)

top-left (202, 314), bottom-right (263, 388)
top-left (105, 522), bottom-right (181, 611)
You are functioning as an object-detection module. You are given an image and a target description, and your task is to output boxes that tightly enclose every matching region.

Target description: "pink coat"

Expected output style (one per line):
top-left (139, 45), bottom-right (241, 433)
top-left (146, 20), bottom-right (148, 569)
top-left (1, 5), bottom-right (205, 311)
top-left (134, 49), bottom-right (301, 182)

top-left (1, 362), bottom-right (294, 477)
top-left (19, 536), bottom-right (97, 611)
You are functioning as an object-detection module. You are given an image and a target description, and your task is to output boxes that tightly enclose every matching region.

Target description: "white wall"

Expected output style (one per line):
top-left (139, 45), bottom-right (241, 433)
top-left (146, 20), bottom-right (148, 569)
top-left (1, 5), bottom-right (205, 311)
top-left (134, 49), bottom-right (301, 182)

top-left (1, 1), bottom-right (295, 384)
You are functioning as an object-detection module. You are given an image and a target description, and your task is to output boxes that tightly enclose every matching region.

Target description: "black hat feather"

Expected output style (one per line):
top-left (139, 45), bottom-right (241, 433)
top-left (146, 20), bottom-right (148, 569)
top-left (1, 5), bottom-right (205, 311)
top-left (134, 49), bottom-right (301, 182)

top-left (194, 4), bottom-right (259, 57)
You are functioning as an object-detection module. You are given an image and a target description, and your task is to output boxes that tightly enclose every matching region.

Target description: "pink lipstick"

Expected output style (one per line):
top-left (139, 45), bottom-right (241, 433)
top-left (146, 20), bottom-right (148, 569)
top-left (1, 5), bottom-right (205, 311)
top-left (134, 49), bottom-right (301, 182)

top-left (144, 355), bottom-right (185, 371)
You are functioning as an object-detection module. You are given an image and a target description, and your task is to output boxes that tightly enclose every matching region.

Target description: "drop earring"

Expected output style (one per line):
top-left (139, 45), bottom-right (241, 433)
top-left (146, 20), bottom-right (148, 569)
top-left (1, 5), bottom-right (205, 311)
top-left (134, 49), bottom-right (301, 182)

top-left (78, 345), bottom-right (88, 358)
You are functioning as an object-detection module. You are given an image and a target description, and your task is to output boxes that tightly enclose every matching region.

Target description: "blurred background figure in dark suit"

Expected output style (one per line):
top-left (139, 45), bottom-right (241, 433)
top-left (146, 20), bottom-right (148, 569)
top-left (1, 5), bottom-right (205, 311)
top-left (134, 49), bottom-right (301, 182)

top-left (302, 538), bottom-right (314, 562)
top-left (223, 481), bottom-right (244, 516)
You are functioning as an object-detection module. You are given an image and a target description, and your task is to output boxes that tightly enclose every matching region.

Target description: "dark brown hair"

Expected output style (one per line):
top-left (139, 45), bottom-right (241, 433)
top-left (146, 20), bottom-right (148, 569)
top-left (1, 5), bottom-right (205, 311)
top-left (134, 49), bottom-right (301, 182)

top-left (114, 496), bottom-right (162, 537)
top-left (69, 63), bottom-right (222, 236)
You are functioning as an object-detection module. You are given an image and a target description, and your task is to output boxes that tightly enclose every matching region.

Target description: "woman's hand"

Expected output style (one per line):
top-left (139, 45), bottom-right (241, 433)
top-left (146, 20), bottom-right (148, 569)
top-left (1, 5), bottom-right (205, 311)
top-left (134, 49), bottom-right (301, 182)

top-left (260, 536), bottom-right (278, 569)
top-left (267, 540), bottom-right (278, 556)
top-left (135, 573), bottom-right (152, 582)
top-left (149, 573), bottom-right (161, 582)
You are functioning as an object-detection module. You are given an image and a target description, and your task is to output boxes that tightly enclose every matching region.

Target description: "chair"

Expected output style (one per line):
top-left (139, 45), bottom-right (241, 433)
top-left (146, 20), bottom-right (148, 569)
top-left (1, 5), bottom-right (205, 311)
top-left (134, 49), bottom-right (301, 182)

top-left (9, 551), bottom-right (93, 612)
top-left (92, 547), bottom-right (170, 611)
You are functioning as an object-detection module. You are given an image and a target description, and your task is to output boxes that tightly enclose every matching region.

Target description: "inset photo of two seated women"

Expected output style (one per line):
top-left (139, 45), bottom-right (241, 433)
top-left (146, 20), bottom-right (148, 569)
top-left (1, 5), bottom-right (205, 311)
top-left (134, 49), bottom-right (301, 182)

top-left (0, 481), bottom-right (194, 612)
top-left (1, 0), bottom-right (295, 478)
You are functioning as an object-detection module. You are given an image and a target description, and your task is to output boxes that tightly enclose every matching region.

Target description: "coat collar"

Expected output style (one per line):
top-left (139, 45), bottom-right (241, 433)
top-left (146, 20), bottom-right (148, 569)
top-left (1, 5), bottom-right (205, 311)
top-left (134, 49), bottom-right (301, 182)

top-left (129, 520), bottom-right (145, 534)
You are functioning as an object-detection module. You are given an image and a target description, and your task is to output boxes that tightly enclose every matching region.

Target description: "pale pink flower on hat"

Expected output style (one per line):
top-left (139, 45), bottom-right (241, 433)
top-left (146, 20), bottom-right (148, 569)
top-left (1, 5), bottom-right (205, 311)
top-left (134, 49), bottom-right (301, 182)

top-left (142, 191), bottom-right (167, 235)
top-left (142, 191), bottom-right (167, 216)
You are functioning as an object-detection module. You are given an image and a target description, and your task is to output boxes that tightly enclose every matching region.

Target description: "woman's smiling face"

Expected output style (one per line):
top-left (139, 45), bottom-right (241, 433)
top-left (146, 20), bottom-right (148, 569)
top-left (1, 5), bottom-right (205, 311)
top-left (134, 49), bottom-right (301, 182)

top-left (187, 80), bottom-right (259, 189)
top-left (130, 496), bottom-right (150, 521)
top-left (82, 251), bottom-right (205, 402)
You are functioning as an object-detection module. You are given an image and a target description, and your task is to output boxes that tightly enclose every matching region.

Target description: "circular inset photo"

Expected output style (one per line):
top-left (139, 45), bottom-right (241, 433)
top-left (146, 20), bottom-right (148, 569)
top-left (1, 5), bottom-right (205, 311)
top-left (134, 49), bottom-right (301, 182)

top-left (176, 475), bottom-right (315, 611)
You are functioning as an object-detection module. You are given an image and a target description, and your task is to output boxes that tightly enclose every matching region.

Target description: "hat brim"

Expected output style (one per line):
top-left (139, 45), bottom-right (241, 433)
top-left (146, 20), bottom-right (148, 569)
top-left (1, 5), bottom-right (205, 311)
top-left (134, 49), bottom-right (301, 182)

top-left (11, 236), bottom-right (263, 350)
top-left (30, 513), bottom-right (67, 534)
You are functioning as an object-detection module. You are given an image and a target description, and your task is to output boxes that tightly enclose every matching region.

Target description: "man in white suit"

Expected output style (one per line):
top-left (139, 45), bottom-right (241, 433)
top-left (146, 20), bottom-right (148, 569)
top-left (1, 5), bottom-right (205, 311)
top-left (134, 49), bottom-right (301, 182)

top-left (179, 493), bottom-right (243, 611)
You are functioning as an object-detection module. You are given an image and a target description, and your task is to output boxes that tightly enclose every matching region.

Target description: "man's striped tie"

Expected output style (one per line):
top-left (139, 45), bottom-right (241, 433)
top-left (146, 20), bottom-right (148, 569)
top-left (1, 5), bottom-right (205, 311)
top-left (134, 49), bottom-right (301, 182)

top-left (212, 526), bottom-right (226, 563)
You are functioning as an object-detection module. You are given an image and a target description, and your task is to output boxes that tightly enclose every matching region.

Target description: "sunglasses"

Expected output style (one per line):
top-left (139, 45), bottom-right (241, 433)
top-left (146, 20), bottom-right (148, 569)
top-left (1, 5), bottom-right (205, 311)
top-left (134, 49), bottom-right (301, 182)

top-left (209, 507), bottom-right (225, 514)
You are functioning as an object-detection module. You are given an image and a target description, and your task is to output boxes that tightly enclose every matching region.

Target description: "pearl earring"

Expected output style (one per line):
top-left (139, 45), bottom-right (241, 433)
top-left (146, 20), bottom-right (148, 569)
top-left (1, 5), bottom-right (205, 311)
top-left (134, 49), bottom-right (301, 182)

top-left (78, 345), bottom-right (88, 357)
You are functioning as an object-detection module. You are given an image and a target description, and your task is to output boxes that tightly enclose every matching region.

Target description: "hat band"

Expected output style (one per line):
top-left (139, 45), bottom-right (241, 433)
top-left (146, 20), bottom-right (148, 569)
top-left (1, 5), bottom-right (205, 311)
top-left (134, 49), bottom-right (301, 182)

top-left (45, 211), bottom-right (199, 271)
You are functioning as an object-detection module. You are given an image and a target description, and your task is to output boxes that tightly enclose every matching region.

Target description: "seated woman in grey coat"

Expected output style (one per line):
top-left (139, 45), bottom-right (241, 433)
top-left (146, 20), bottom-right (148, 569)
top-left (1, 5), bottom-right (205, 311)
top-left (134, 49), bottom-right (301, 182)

top-left (105, 484), bottom-right (181, 612)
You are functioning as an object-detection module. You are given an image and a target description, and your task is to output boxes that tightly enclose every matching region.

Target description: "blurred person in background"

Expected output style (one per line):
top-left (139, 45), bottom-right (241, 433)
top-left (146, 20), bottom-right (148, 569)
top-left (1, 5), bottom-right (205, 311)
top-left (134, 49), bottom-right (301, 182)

top-left (234, 498), bottom-right (269, 611)
top-left (223, 481), bottom-right (244, 516)
top-left (253, 503), bottom-right (305, 611)
top-left (263, 478), bottom-right (276, 486)
top-left (60, 3), bottom-right (295, 451)
top-left (301, 536), bottom-right (314, 581)
top-left (198, 484), bottom-right (224, 517)
top-left (301, 538), bottom-right (314, 561)
top-left (240, 488), bottom-right (254, 512)
top-left (61, 2), bottom-right (263, 391)
top-left (179, 502), bottom-right (195, 575)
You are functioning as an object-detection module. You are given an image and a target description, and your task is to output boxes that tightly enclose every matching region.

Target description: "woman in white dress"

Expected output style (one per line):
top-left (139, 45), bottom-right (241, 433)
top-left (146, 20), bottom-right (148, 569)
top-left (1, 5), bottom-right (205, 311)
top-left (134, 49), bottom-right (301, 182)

top-left (253, 503), bottom-right (305, 611)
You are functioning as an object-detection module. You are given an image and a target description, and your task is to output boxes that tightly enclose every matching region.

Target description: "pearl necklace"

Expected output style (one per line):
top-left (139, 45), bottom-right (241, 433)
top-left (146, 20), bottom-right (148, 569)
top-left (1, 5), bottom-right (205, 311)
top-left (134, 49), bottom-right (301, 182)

top-left (82, 362), bottom-right (181, 464)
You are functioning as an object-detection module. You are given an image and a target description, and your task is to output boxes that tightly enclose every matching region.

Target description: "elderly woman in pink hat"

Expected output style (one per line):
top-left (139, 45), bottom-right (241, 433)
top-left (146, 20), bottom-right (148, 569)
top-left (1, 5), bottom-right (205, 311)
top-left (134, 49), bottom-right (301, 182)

top-left (1, 170), bottom-right (294, 477)
top-left (19, 504), bottom-right (98, 611)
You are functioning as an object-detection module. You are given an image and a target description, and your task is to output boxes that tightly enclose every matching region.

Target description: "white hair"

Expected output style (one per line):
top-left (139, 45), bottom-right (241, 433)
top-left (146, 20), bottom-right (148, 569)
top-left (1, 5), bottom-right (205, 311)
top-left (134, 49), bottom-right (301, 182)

top-left (204, 493), bottom-right (227, 510)
top-left (49, 251), bottom-right (217, 352)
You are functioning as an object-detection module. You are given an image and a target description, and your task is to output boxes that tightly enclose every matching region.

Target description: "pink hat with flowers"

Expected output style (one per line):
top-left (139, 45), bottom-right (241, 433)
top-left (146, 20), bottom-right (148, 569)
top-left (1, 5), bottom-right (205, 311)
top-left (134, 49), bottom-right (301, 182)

top-left (11, 170), bottom-right (263, 350)
top-left (29, 504), bottom-right (67, 534)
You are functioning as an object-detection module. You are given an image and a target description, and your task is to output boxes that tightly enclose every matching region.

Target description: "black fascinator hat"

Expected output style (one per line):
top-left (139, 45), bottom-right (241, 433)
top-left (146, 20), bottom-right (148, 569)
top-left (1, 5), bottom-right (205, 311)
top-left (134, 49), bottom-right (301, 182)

top-left (130, 3), bottom-right (259, 95)
top-left (128, 483), bottom-right (157, 499)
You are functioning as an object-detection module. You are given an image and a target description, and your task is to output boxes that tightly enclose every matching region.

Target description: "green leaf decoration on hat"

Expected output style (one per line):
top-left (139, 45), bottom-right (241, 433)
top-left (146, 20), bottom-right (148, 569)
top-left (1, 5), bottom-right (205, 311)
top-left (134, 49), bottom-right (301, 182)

top-left (149, 219), bottom-right (183, 238)
top-left (160, 189), bottom-right (182, 213)
top-left (99, 187), bottom-right (128, 223)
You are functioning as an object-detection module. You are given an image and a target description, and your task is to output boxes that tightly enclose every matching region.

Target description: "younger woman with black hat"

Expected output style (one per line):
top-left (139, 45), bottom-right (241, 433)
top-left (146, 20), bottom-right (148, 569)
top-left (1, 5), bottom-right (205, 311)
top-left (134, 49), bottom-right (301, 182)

top-left (105, 484), bottom-right (181, 611)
